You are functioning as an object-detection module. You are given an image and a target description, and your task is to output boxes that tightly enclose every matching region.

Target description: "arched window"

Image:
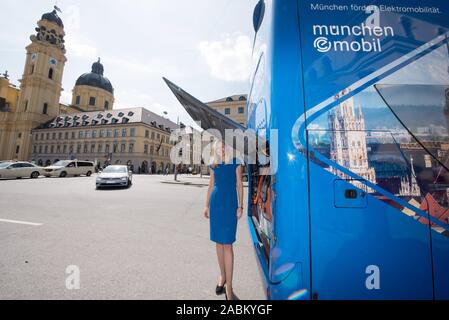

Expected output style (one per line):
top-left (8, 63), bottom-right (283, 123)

top-left (104, 101), bottom-right (109, 110)
top-left (48, 68), bottom-right (54, 79)
top-left (43, 103), bottom-right (48, 115)
top-left (30, 64), bottom-right (35, 74)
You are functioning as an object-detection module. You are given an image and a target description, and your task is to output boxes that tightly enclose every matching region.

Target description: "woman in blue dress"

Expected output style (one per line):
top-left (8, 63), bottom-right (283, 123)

top-left (204, 140), bottom-right (244, 300)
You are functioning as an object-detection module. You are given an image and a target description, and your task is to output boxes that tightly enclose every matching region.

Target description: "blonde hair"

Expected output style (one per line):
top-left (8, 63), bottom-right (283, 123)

top-left (210, 140), bottom-right (233, 168)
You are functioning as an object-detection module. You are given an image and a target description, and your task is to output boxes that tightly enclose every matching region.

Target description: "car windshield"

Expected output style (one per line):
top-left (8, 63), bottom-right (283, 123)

top-left (0, 162), bottom-right (12, 168)
top-left (52, 160), bottom-right (72, 167)
top-left (103, 166), bottom-right (127, 173)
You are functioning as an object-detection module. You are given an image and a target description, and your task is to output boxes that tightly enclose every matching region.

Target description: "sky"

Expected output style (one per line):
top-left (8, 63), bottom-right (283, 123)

top-left (0, 0), bottom-right (259, 128)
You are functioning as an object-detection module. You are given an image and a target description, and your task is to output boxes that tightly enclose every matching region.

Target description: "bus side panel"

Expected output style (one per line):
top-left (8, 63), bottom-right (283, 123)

top-left (297, 0), bottom-right (449, 300)
top-left (308, 162), bottom-right (433, 299)
top-left (270, 0), bottom-right (311, 299)
top-left (248, 0), bottom-right (312, 300)
top-left (432, 232), bottom-right (449, 299)
top-left (247, 0), bottom-right (275, 299)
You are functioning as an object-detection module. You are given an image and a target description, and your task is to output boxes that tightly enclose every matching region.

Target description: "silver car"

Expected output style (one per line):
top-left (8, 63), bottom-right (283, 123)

top-left (96, 165), bottom-right (132, 189)
top-left (0, 161), bottom-right (43, 179)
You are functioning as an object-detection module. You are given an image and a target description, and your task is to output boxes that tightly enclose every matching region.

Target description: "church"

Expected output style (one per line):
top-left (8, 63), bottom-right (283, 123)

top-left (0, 8), bottom-right (180, 174)
top-left (328, 89), bottom-right (377, 191)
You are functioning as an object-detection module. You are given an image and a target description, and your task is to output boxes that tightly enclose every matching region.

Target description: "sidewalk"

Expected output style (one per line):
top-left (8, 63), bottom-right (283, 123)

top-left (161, 175), bottom-right (248, 187)
top-left (160, 175), bottom-right (211, 187)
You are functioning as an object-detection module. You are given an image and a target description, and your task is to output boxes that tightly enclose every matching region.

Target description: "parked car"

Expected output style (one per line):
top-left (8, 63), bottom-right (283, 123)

top-left (96, 165), bottom-right (132, 189)
top-left (0, 161), bottom-right (43, 179)
top-left (44, 160), bottom-right (94, 178)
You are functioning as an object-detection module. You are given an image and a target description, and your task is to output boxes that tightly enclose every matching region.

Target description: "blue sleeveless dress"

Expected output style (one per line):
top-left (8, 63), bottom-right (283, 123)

top-left (209, 159), bottom-right (241, 244)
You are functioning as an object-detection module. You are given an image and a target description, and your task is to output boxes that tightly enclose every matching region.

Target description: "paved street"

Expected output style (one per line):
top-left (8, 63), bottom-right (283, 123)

top-left (0, 175), bottom-right (265, 300)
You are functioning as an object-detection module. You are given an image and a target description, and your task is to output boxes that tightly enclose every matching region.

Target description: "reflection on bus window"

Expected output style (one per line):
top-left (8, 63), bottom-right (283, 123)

top-left (307, 41), bottom-right (449, 237)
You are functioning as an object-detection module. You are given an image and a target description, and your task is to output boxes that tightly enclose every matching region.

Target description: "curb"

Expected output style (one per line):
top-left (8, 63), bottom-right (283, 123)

top-left (160, 181), bottom-right (209, 187)
top-left (161, 181), bottom-right (249, 188)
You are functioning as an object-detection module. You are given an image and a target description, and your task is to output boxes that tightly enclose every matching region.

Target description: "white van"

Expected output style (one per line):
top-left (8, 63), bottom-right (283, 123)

top-left (44, 160), bottom-right (95, 178)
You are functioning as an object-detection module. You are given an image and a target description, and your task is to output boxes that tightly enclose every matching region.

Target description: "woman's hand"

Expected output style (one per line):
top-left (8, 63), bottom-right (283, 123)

top-left (237, 207), bottom-right (243, 220)
top-left (204, 206), bottom-right (210, 219)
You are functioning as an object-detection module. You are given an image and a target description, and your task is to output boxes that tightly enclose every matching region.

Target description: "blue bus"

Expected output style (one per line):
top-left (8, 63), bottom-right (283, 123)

top-left (166, 0), bottom-right (449, 300)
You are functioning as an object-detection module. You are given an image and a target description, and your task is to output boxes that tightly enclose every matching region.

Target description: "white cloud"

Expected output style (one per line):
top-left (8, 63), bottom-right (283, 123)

top-left (113, 89), bottom-right (155, 109)
top-left (104, 57), bottom-right (184, 78)
top-left (65, 35), bottom-right (98, 60)
top-left (60, 90), bottom-right (72, 105)
top-left (198, 34), bottom-right (252, 82)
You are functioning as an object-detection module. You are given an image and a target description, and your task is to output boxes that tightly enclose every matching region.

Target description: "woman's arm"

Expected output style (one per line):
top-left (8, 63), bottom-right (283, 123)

top-left (236, 165), bottom-right (244, 219)
top-left (203, 170), bottom-right (215, 219)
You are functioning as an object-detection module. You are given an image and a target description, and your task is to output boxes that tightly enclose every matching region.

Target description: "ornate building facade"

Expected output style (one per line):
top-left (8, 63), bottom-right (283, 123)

top-left (0, 9), bottom-right (66, 161)
top-left (72, 58), bottom-right (115, 112)
top-left (30, 107), bottom-right (177, 174)
top-left (0, 7), bottom-right (187, 173)
top-left (328, 90), bottom-right (377, 189)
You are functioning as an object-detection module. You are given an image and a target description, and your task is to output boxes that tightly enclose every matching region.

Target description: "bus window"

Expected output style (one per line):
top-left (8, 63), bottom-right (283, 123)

top-left (306, 39), bottom-right (449, 236)
top-left (249, 142), bottom-right (274, 261)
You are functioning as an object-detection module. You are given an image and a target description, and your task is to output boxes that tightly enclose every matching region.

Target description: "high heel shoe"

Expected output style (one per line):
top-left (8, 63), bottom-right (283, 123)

top-left (215, 281), bottom-right (226, 295)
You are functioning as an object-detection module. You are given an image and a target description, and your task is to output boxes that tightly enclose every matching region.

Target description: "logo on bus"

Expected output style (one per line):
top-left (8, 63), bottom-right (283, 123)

top-left (312, 6), bottom-right (394, 54)
top-left (313, 37), bottom-right (332, 53)
top-left (312, 24), bottom-right (394, 53)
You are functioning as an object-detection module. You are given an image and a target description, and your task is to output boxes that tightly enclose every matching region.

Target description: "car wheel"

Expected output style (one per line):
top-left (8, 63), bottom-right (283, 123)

top-left (86, 171), bottom-right (92, 177)
top-left (60, 171), bottom-right (67, 178)
top-left (30, 171), bottom-right (40, 179)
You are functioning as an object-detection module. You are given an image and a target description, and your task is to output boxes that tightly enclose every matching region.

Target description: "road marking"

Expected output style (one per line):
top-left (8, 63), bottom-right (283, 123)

top-left (0, 218), bottom-right (43, 226)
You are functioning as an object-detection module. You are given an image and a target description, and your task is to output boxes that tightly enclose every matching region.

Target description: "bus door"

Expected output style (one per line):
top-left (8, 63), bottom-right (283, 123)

top-left (375, 84), bottom-right (449, 300)
top-left (297, 0), bottom-right (449, 300)
top-left (306, 124), bottom-right (434, 299)
top-left (303, 40), bottom-right (449, 300)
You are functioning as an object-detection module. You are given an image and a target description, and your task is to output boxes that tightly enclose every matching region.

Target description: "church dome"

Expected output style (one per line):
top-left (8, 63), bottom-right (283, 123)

top-left (41, 10), bottom-right (64, 28)
top-left (75, 59), bottom-right (114, 94)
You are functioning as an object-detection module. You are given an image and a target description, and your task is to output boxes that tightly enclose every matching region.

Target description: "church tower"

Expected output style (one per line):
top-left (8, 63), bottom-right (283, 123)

top-left (399, 156), bottom-right (421, 197)
top-left (14, 8), bottom-right (67, 159)
top-left (328, 89), bottom-right (377, 191)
